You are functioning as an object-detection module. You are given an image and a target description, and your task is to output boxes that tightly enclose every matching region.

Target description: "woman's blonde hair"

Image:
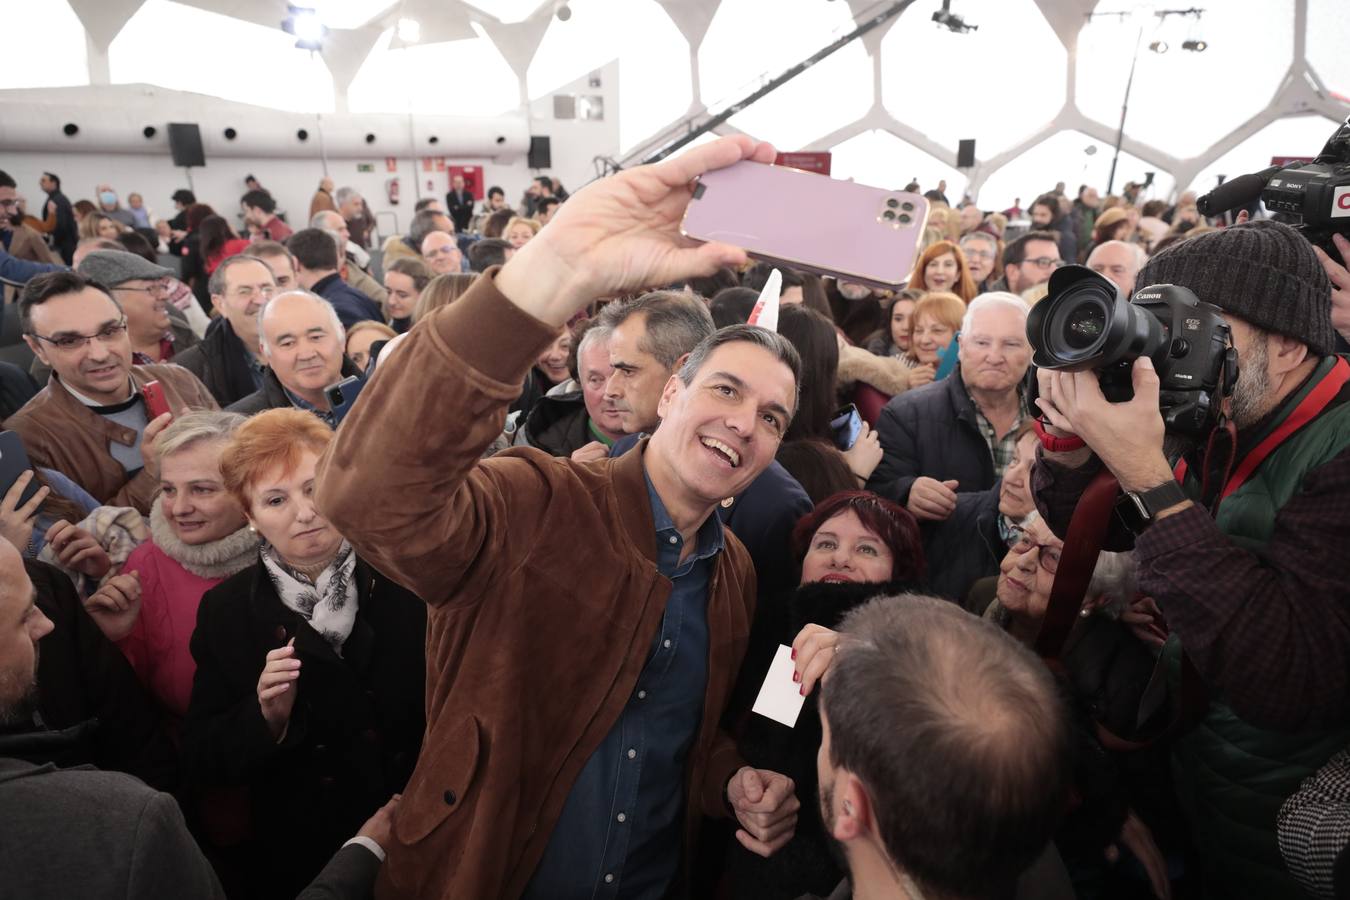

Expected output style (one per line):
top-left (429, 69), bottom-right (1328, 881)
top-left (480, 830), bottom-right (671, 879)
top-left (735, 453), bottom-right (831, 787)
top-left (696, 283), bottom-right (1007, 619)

top-left (157, 410), bottom-right (248, 461)
top-left (414, 273), bottom-right (478, 323)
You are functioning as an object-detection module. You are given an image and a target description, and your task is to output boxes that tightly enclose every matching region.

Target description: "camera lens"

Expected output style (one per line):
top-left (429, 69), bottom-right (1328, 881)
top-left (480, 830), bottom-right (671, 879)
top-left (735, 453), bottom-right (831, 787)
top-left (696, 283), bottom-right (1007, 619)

top-left (886, 198), bottom-right (899, 209)
top-left (883, 210), bottom-right (896, 220)
top-left (898, 213), bottom-right (912, 224)
top-left (1063, 303), bottom-right (1107, 350)
top-left (902, 201), bottom-right (915, 212)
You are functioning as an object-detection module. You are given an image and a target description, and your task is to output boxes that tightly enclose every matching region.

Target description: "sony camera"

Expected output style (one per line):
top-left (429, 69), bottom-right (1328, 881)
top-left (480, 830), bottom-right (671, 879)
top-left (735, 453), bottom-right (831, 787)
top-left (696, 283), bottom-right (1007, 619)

top-left (1026, 265), bottom-right (1235, 439)
top-left (1198, 115), bottom-right (1350, 254)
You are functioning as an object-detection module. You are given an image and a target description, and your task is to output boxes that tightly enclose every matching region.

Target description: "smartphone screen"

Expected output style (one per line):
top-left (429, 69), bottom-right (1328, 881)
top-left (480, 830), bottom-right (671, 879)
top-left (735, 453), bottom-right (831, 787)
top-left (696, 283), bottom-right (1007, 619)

top-left (830, 404), bottom-right (863, 451)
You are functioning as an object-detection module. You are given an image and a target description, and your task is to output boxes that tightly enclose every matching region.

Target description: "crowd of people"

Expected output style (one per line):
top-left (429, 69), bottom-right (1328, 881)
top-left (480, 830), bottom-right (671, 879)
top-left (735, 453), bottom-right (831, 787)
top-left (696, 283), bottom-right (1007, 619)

top-left (1, 129), bottom-right (1350, 900)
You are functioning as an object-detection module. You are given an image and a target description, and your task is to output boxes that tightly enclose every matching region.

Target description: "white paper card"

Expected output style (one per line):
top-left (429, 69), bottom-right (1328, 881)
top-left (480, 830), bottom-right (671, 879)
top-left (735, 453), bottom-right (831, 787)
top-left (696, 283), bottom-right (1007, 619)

top-left (752, 644), bottom-right (806, 728)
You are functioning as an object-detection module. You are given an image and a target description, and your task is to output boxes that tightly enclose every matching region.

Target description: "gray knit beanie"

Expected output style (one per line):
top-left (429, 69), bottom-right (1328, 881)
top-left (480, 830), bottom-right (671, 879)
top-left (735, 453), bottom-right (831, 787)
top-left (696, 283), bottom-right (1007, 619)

top-left (1135, 220), bottom-right (1335, 356)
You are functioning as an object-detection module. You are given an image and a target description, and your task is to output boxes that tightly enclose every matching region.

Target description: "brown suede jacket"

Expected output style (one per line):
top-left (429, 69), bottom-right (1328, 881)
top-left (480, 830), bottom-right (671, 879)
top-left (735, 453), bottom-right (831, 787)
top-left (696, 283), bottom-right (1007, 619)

top-left (316, 271), bottom-right (756, 900)
top-left (4, 363), bottom-right (217, 514)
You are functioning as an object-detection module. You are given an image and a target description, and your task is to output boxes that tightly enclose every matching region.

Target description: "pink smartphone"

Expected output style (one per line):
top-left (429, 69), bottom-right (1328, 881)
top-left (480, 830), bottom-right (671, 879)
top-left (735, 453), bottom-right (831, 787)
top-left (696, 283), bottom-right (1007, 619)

top-left (680, 160), bottom-right (929, 289)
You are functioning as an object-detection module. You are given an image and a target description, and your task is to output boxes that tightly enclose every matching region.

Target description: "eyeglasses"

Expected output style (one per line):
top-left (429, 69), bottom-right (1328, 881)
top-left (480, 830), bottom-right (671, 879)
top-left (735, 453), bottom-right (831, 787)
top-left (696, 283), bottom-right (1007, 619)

top-left (424, 246), bottom-right (459, 259)
top-left (962, 249), bottom-right (995, 261)
top-left (230, 284), bottom-right (276, 301)
top-left (0, 199), bottom-right (18, 210)
top-left (1008, 527), bottom-right (1062, 574)
top-left (29, 319), bottom-right (129, 353)
top-left (1023, 257), bottom-right (1064, 270)
top-left (114, 279), bottom-right (172, 296)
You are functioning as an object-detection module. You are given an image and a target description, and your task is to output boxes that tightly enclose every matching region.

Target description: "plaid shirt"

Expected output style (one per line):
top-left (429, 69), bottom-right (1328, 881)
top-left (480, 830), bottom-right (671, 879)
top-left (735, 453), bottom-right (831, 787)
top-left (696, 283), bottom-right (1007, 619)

top-left (971, 387), bottom-right (1029, 478)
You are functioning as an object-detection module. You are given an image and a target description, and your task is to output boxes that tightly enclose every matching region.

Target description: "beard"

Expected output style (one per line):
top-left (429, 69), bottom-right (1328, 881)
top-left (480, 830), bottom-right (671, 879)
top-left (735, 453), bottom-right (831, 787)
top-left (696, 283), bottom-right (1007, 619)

top-left (818, 779), bottom-right (851, 873)
top-left (1230, 336), bottom-right (1273, 429)
top-left (0, 652), bottom-right (40, 729)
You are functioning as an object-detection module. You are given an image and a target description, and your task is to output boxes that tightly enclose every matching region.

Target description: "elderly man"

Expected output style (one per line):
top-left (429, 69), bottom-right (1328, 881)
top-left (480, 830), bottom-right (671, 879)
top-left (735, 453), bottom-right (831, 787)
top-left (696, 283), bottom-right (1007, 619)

top-left (175, 255), bottom-right (276, 406)
top-left (990, 230), bottom-right (1062, 295)
top-left (310, 210), bottom-right (386, 305)
top-left (517, 323), bottom-right (625, 460)
top-left (870, 292), bottom-right (1032, 522)
top-left (1034, 221), bottom-right (1350, 898)
top-left (420, 231), bottom-right (463, 275)
top-left (1086, 239), bottom-right (1146, 298)
top-left (227, 290), bottom-right (361, 424)
top-left (960, 231), bottom-right (999, 293)
top-left (316, 136), bottom-right (805, 900)
top-left (75, 250), bottom-right (198, 365)
top-left (288, 229), bottom-right (382, 330)
top-left (8, 271), bottom-right (216, 513)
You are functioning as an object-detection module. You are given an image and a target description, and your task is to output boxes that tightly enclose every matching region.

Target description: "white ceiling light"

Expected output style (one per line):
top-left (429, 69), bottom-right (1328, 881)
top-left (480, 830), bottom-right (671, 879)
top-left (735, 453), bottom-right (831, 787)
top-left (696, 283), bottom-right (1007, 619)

top-left (397, 17), bottom-right (421, 43)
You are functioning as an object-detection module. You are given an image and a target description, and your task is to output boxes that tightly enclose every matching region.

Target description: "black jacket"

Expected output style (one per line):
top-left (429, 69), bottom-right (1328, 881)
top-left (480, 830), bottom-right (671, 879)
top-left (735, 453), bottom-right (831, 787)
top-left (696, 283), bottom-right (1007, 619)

top-left (46, 190), bottom-right (78, 263)
top-left (312, 273), bottom-right (383, 330)
top-left (182, 558), bottom-right (426, 900)
top-left (445, 189), bottom-right (474, 233)
top-left (519, 390), bottom-right (592, 457)
top-left (173, 319), bottom-right (260, 407)
top-left (868, 367), bottom-right (996, 505)
top-left (227, 356), bottom-right (362, 419)
top-left (4, 561), bottom-right (177, 791)
top-left (922, 482), bottom-right (1007, 608)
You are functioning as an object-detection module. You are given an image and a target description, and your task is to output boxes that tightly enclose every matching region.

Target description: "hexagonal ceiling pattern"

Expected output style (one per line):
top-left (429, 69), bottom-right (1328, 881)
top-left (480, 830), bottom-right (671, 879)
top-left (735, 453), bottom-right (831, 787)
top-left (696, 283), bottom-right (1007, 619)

top-left (4, 0), bottom-right (1348, 204)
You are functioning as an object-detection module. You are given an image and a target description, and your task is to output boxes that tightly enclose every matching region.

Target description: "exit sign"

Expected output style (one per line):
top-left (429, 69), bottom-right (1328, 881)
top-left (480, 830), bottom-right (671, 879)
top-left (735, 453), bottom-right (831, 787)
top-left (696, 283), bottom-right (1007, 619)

top-left (356, 163), bottom-right (375, 173)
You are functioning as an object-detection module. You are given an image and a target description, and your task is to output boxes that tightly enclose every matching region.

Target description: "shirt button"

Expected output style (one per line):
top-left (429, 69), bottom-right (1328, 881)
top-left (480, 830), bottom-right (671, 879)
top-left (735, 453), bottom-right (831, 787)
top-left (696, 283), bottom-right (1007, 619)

top-left (663, 639), bottom-right (672, 649)
top-left (604, 874), bottom-right (615, 884)
top-left (627, 748), bottom-right (637, 759)
top-left (668, 535), bottom-right (677, 544)
top-left (616, 812), bottom-right (626, 823)
top-left (637, 690), bottom-right (647, 700)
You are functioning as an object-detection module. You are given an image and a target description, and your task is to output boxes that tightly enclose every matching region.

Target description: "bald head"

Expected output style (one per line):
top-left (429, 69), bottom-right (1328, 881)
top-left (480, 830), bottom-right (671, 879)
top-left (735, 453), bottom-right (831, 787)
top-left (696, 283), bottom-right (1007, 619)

top-left (258, 290), bottom-right (344, 356)
top-left (1086, 240), bottom-right (1146, 297)
top-left (421, 231), bottom-right (462, 275)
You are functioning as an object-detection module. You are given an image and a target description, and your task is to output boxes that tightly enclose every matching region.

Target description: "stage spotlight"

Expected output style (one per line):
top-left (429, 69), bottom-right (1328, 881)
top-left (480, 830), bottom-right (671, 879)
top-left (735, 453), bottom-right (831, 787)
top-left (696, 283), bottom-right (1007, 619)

top-left (1149, 40), bottom-right (1168, 53)
top-left (282, 5), bottom-right (327, 51)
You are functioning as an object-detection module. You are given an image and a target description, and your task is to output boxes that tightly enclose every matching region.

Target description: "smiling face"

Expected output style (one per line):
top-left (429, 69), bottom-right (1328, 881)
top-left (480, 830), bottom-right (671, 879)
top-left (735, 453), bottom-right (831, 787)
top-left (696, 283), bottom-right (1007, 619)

top-left (505, 223), bottom-right (536, 249)
top-left (213, 259), bottom-right (275, 353)
top-left (646, 340), bottom-right (796, 513)
top-left (800, 509), bottom-right (894, 586)
top-left (889, 298), bottom-right (915, 351)
top-left (159, 440), bottom-right (247, 546)
top-left (536, 328), bottom-right (572, 385)
top-left (911, 312), bottom-right (954, 366)
top-left (26, 286), bottom-right (134, 404)
top-left (996, 516), bottom-right (1061, 620)
top-left (260, 293), bottom-right (344, 404)
top-left (958, 304), bottom-right (1031, 395)
top-left (383, 270), bottom-right (419, 321)
top-left (245, 449), bottom-right (342, 570)
top-left (923, 252), bottom-right (959, 292)
top-left (113, 279), bottom-right (172, 344)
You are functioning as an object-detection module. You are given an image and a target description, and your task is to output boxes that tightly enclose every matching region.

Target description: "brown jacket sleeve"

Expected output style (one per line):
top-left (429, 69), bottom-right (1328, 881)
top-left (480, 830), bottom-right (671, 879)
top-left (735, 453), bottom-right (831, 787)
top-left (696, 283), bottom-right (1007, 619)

top-left (316, 270), bottom-right (559, 607)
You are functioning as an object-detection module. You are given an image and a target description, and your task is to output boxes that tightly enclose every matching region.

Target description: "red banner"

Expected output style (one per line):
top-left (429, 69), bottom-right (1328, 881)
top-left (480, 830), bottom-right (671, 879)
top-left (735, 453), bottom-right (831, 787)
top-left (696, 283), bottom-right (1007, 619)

top-left (775, 152), bottom-right (832, 175)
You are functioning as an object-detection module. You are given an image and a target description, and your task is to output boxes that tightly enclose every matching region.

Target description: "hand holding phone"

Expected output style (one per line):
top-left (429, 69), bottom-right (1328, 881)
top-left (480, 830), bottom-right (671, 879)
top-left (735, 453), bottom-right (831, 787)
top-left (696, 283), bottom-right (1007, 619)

top-left (141, 381), bottom-right (171, 422)
top-left (830, 404), bottom-right (864, 451)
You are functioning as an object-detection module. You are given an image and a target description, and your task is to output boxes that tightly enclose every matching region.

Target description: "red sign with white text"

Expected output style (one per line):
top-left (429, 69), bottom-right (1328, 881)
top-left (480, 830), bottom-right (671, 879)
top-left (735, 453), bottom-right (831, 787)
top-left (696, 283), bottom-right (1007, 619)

top-left (775, 152), bottom-right (832, 175)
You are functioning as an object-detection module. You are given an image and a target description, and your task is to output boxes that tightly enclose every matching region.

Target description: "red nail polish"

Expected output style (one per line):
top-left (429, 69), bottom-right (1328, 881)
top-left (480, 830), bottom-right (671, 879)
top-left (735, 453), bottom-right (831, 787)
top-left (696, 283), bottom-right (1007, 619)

top-left (792, 671), bottom-right (801, 683)
top-left (790, 648), bottom-right (797, 660)
top-left (799, 685), bottom-right (806, 696)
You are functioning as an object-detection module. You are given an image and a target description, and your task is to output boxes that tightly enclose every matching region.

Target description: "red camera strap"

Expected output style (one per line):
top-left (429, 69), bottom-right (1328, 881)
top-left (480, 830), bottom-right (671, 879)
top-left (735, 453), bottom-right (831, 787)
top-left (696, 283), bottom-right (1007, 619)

top-left (1035, 467), bottom-right (1120, 660)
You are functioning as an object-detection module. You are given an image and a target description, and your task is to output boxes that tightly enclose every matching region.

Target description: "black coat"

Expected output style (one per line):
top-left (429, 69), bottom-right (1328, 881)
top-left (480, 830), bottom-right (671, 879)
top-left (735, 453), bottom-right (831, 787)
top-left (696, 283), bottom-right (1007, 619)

top-left (445, 189), bottom-right (474, 233)
top-left (226, 356), bottom-right (363, 419)
top-left (312, 273), bottom-right (384, 330)
top-left (519, 389), bottom-right (592, 457)
top-left (867, 367), bottom-right (996, 505)
top-left (174, 319), bottom-right (260, 407)
top-left (922, 482), bottom-right (1007, 608)
top-left (182, 557), bottom-right (426, 900)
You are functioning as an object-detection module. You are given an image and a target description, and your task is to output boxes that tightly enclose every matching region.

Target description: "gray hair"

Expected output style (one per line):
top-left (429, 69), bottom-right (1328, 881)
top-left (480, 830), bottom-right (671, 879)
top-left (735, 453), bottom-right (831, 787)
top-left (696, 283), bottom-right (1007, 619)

top-left (960, 231), bottom-right (998, 252)
top-left (156, 410), bottom-right (248, 461)
top-left (209, 254), bottom-right (275, 298)
top-left (257, 290), bottom-right (345, 357)
top-left (961, 291), bottom-right (1030, 336)
top-left (597, 290), bottom-right (714, 370)
top-left (1087, 239), bottom-right (1147, 274)
top-left (335, 186), bottom-right (360, 207)
top-left (576, 323), bottom-right (611, 361)
top-left (1086, 552), bottom-right (1138, 618)
top-left (676, 325), bottom-right (801, 414)
top-left (309, 210), bottom-right (344, 231)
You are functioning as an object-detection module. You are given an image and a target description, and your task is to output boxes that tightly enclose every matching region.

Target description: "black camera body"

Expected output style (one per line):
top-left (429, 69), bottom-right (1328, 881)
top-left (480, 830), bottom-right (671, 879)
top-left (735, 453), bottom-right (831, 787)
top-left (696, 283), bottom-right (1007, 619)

top-left (1026, 266), bottom-right (1235, 438)
top-left (1198, 115), bottom-right (1350, 254)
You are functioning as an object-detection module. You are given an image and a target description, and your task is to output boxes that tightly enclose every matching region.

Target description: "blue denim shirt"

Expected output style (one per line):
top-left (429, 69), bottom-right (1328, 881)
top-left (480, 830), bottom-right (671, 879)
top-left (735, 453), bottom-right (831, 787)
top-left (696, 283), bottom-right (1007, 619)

top-left (522, 469), bottom-right (725, 900)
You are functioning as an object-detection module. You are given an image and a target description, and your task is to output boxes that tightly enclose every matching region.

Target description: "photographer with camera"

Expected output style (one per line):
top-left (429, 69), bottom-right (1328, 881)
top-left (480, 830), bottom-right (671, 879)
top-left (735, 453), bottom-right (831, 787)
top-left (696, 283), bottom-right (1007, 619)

top-left (1030, 220), bottom-right (1350, 899)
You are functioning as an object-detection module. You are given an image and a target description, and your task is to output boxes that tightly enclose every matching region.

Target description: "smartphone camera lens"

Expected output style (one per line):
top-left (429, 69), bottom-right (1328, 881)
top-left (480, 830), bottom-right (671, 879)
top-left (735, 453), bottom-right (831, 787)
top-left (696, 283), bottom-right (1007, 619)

top-left (882, 210), bottom-right (896, 221)
top-left (901, 201), bottom-right (915, 212)
top-left (886, 198), bottom-right (899, 209)
top-left (898, 213), bottom-right (912, 224)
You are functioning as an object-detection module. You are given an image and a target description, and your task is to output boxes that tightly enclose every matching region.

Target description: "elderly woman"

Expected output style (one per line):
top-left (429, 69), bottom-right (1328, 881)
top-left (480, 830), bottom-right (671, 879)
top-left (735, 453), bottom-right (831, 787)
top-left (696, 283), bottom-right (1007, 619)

top-left (83, 412), bottom-right (259, 720)
top-left (182, 408), bottom-right (426, 899)
top-left (728, 490), bottom-right (926, 900)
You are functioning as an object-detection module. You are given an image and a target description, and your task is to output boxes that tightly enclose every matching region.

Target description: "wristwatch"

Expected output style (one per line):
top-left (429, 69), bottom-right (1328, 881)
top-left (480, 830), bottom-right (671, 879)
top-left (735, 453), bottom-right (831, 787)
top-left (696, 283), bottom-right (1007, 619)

top-left (1117, 480), bottom-right (1188, 533)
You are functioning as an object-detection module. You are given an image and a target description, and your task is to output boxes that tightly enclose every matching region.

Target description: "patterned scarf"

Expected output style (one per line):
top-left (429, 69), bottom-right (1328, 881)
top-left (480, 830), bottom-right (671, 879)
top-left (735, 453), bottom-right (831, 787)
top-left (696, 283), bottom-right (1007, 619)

top-left (260, 540), bottom-right (358, 655)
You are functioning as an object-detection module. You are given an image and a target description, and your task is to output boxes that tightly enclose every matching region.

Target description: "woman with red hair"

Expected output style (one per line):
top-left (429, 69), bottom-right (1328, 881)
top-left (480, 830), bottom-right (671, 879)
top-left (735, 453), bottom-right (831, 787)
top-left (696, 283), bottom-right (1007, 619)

top-left (909, 239), bottom-right (977, 303)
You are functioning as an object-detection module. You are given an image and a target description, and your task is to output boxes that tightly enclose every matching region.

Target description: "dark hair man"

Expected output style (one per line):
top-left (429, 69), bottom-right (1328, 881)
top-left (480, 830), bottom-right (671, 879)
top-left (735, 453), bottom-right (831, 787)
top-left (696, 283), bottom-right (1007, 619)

top-left (8, 271), bottom-right (217, 513)
top-left (286, 229), bottom-right (382, 329)
top-left (413, 197), bottom-right (443, 213)
top-left (467, 237), bottom-right (512, 272)
top-left (0, 171), bottom-right (64, 283)
top-left (317, 136), bottom-right (808, 900)
top-left (1034, 220), bottom-right (1350, 897)
top-left (34, 171), bottom-right (78, 264)
top-left (445, 173), bottom-right (474, 233)
top-left (1030, 193), bottom-right (1078, 264)
top-left (242, 240), bottom-right (299, 292)
top-left (814, 594), bottom-right (1071, 899)
top-left (992, 230), bottom-right (1062, 294)
top-left (240, 189), bottom-right (291, 242)
top-left (175, 255), bottom-right (277, 405)
top-left (536, 196), bottom-right (562, 225)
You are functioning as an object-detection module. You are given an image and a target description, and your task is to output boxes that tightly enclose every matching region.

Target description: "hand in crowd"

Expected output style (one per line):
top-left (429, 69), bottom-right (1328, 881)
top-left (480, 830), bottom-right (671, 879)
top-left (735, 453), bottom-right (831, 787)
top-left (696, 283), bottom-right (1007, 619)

top-left (908, 363), bottom-right (937, 389)
top-left (139, 412), bottom-right (174, 480)
top-left (165, 278), bottom-right (195, 311)
top-left (356, 794), bottom-right (402, 852)
top-left (906, 476), bottom-right (959, 521)
top-left (45, 520), bottom-right (112, 579)
top-left (1036, 359), bottom-right (1175, 493)
top-left (726, 766), bottom-right (799, 858)
top-left (0, 471), bottom-right (49, 552)
top-left (1313, 233), bottom-right (1350, 345)
top-left (842, 422), bottom-right (883, 484)
top-left (1121, 596), bottom-right (1169, 650)
top-left (83, 570), bottom-right (141, 643)
top-left (495, 135), bottom-right (777, 325)
top-left (569, 441), bottom-right (610, 463)
top-left (1106, 810), bottom-right (1171, 899)
top-left (257, 637), bottom-right (301, 741)
top-left (791, 623), bottom-right (841, 697)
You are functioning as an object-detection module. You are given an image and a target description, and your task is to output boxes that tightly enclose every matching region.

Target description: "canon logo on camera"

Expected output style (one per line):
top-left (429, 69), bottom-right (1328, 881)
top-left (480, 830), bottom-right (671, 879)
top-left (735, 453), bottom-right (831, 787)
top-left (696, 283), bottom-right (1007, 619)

top-left (1333, 186), bottom-right (1350, 217)
top-left (1135, 292), bottom-right (1163, 299)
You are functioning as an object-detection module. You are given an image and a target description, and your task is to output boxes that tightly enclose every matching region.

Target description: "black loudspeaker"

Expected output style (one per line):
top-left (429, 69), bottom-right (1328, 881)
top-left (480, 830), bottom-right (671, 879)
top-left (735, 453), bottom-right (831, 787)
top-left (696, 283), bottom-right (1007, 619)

top-left (528, 136), bottom-right (552, 170)
top-left (957, 139), bottom-right (976, 169)
top-left (168, 123), bottom-right (206, 167)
